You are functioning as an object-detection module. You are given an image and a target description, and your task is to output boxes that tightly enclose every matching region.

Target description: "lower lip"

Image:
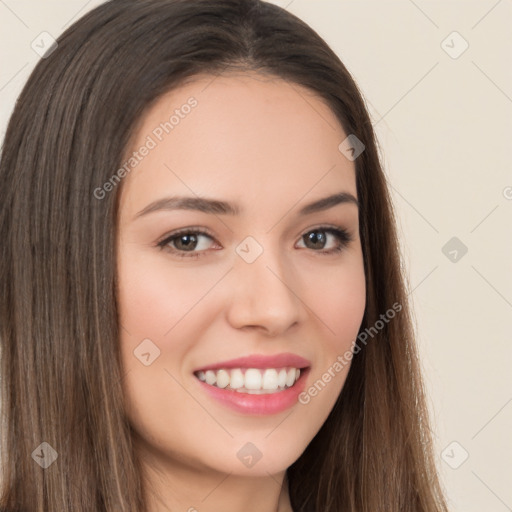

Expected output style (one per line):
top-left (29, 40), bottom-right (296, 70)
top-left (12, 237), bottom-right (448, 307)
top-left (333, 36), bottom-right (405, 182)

top-left (194, 368), bottom-right (310, 415)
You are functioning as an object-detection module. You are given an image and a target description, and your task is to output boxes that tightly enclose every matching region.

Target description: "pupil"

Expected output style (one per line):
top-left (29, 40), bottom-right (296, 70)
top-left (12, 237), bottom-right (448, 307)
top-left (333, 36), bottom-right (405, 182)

top-left (307, 231), bottom-right (325, 249)
top-left (177, 234), bottom-right (197, 250)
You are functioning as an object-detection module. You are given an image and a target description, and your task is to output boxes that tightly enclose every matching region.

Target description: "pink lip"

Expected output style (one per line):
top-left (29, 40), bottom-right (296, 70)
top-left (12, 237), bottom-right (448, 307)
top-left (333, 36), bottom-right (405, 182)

top-left (195, 367), bottom-right (311, 415)
top-left (192, 352), bottom-right (311, 372)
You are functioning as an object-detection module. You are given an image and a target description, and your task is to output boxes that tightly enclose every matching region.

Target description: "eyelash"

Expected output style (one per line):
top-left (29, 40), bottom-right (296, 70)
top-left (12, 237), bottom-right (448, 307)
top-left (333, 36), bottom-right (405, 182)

top-left (156, 225), bottom-right (353, 259)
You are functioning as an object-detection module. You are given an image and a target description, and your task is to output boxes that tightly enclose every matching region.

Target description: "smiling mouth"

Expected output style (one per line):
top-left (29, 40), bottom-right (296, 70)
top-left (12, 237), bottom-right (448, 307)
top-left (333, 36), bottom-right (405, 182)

top-left (193, 366), bottom-right (307, 394)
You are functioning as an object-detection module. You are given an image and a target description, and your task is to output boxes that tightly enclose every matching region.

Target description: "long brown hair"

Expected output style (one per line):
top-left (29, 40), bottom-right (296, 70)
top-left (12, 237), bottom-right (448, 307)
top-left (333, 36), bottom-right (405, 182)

top-left (0, 0), bottom-right (448, 510)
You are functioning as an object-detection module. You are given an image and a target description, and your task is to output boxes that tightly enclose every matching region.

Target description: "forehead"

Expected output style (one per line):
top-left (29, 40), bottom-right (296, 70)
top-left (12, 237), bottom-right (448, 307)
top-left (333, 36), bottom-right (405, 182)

top-left (119, 71), bottom-right (356, 217)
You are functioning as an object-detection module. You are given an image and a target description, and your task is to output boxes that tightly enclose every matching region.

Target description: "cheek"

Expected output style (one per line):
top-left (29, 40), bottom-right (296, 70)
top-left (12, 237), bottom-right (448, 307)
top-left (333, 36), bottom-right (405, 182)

top-left (297, 255), bottom-right (365, 408)
top-left (117, 248), bottom-right (217, 339)
top-left (116, 250), bottom-right (214, 453)
top-left (115, 248), bottom-right (204, 396)
top-left (305, 256), bottom-right (366, 348)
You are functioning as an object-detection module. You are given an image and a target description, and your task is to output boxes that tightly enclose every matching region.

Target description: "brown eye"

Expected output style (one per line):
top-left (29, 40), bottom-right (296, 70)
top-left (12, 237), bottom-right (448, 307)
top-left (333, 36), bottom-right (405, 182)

top-left (303, 231), bottom-right (328, 250)
top-left (156, 226), bottom-right (352, 259)
top-left (157, 229), bottom-right (217, 258)
top-left (173, 233), bottom-right (200, 251)
top-left (298, 227), bottom-right (352, 255)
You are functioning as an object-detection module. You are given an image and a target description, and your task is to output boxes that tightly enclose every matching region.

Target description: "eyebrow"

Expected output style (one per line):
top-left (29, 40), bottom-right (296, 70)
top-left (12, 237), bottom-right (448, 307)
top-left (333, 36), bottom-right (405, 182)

top-left (134, 192), bottom-right (359, 219)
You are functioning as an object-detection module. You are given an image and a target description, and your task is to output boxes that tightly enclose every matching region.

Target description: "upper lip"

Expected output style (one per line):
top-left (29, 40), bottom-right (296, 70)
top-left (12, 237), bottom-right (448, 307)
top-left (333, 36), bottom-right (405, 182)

top-left (193, 352), bottom-right (311, 372)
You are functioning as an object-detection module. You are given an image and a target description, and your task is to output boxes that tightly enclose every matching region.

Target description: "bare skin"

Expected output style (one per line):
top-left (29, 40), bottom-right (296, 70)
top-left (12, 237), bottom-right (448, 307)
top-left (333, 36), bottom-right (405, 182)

top-left (116, 71), bottom-right (366, 512)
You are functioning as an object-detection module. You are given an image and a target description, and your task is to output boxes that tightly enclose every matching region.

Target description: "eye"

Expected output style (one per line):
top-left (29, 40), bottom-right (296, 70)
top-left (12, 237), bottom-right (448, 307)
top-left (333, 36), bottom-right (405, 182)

top-left (156, 225), bottom-right (353, 259)
top-left (157, 227), bottom-right (217, 259)
top-left (296, 226), bottom-right (353, 255)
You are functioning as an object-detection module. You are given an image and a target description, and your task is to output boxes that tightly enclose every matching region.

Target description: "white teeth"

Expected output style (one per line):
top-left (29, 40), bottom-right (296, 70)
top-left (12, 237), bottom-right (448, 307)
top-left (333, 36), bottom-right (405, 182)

top-left (194, 366), bottom-right (304, 393)
top-left (277, 369), bottom-right (287, 388)
top-left (230, 369), bottom-right (244, 389)
top-left (215, 369), bottom-right (230, 388)
top-left (205, 370), bottom-right (216, 386)
top-left (285, 368), bottom-right (296, 387)
top-left (244, 369), bottom-right (262, 390)
top-left (262, 369), bottom-right (279, 390)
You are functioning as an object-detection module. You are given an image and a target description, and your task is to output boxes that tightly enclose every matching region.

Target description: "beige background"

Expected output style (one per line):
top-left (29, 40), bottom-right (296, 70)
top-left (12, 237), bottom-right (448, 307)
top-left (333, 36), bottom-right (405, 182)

top-left (1, 1), bottom-right (511, 510)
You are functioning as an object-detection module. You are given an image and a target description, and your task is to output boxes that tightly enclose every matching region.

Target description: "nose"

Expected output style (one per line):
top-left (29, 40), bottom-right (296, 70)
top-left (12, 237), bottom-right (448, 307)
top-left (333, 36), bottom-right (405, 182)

top-left (225, 244), bottom-right (306, 337)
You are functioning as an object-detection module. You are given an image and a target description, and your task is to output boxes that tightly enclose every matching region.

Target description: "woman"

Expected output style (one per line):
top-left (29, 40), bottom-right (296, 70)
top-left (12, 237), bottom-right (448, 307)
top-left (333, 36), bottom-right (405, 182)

top-left (0, 0), bottom-right (448, 510)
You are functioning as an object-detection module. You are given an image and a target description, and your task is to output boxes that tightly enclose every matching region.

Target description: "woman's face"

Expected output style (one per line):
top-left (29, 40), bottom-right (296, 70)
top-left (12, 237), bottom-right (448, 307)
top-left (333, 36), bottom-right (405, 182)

top-left (116, 72), bottom-right (366, 477)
